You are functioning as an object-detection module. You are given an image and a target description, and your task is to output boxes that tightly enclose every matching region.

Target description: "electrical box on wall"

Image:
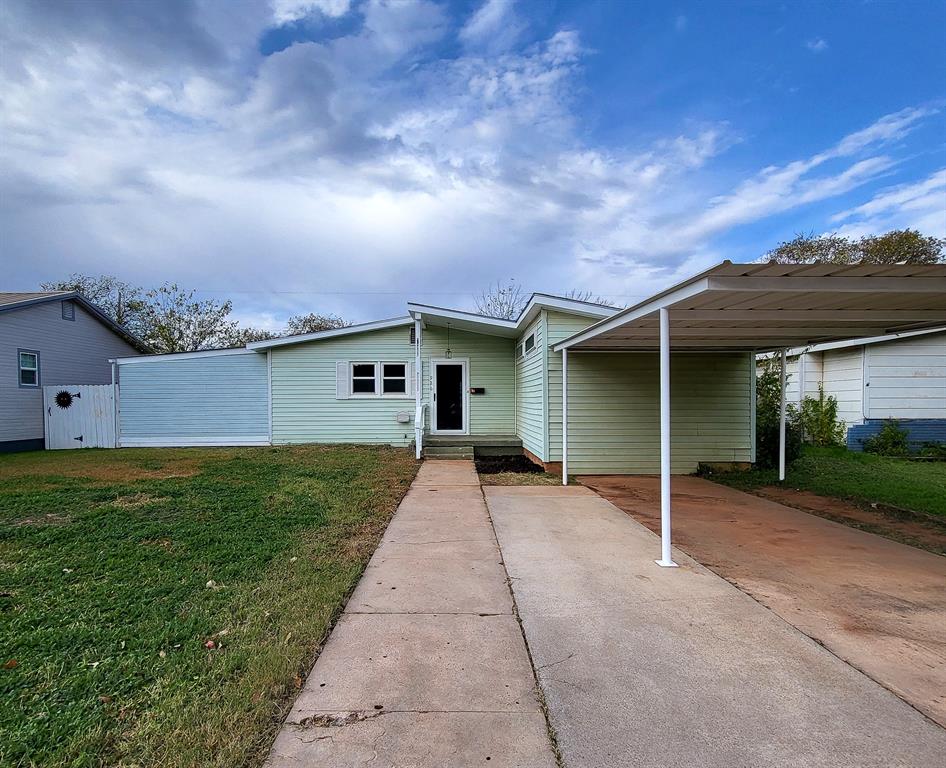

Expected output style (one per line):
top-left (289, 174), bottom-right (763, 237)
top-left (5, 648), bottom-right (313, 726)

top-left (469, 387), bottom-right (485, 395)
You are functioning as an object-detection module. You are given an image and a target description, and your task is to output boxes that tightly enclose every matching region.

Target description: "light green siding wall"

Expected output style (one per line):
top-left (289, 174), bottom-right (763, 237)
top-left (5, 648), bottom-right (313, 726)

top-left (272, 325), bottom-right (416, 446)
top-left (562, 351), bottom-right (753, 474)
top-left (421, 327), bottom-right (515, 434)
top-left (515, 314), bottom-right (546, 459)
top-left (546, 311), bottom-right (598, 461)
top-left (271, 324), bottom-right (515, 445)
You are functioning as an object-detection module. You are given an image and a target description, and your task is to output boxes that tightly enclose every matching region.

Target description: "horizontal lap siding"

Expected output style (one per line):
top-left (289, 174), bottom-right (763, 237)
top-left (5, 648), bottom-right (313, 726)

top-left (546, 311), bottom-right (598, 462)
top-left (119, 353), bottom-right (269, 445)
top-left (421, 327), bottom-right (515, 434)
top-left (566, 352), bottom-right (752, 474)
top-left (1, 301), bottom-right (139, 442)
top-left (822, 348), bottom-right (864, 427)
top-left (272, 326), bottom-right (415, 446)
top-left (866, 332), bottom-right (946, 419)
top-left (515, 316), bottom-right (545, 459)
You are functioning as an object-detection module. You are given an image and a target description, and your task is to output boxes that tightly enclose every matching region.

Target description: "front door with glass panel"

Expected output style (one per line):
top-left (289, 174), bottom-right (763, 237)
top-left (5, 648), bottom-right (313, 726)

top-left (433, 361), bottom-right (466, 433)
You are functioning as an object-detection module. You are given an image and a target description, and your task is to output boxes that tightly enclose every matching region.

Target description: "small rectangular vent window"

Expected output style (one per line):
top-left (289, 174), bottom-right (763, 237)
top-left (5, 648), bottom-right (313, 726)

top-left (62, 301), bottom-right (75, 321)
top-left (524, 333), bottom-right (536, 354)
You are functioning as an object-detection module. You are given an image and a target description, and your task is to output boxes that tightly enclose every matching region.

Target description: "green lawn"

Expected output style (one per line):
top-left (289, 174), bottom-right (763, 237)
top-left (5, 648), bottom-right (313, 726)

top-left (708, 445), bottom-right (946, 518)
top-left (0, 445), bottom-right (417, 768)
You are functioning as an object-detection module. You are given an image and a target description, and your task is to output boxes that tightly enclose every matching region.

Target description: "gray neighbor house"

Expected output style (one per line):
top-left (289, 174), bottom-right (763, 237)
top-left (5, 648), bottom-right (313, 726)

top-left (0, 292), bottom-right (147, 452)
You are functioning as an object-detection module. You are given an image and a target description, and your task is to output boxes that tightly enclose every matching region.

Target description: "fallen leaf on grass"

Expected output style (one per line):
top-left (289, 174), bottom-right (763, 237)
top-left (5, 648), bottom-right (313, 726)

top-left (3, 659), bottom-right (17, 670)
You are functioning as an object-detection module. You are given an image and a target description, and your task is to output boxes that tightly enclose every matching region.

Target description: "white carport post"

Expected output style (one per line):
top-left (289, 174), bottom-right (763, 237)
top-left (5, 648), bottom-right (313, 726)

top-left (778, 347), bottom-right (787, 481)
top-left (562, 348), bottom-right (568, 485)
top-left (414, 316), bottom-right (423, 460)
top-left (656, 307), bottom-right (678, 568)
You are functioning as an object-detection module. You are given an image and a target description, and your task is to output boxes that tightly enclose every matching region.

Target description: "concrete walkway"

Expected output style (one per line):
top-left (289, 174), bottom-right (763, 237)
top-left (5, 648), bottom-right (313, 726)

top-left (265, 461), bottom-right (556, 768)
top-left (485, 485), bottom-right (946, 768)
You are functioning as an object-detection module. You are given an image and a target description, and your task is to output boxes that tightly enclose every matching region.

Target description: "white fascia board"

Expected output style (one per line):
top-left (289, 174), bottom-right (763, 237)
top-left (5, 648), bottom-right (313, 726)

top-left (112, 348), bottom-right (259, 365)
top-left (246, 317), bottom-right (412, 350)
top-left (526, 294), bottom-right (621, 319)
top-left (407, 304), bottom-right (518, 334)
top-left (552, 278), bottom-right (712, 352)
top-left (407, 296), bottom-right (617, 338)
top-left (756, 326), bottom-right (946, 358)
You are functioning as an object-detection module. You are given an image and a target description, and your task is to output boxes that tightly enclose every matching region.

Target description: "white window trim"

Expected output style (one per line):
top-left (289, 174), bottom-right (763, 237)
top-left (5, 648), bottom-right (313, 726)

top-left (18, 349), bottom-right (40, 388)
top-left (349, 361), bottom-right (413, 400)
top-left (381, 361), bottom-right (408, 397)
top-left (350, 361), bottom-right (379, 398)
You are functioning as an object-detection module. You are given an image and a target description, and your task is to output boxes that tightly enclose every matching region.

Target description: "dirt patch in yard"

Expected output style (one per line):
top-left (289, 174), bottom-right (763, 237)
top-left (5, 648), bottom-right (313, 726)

top-left (754, 486), bottom-right (946, 555)
top-left (581, 474), bottom-right (946, 728)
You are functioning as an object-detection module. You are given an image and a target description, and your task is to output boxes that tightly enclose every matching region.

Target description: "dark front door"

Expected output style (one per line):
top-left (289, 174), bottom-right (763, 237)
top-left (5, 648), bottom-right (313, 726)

top-left (435, 363), bottom-right (464, 432)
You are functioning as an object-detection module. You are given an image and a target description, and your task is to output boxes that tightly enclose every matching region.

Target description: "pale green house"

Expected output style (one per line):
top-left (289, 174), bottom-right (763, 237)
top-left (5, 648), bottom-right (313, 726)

top-left (115, 291), bottom-right (753, 474)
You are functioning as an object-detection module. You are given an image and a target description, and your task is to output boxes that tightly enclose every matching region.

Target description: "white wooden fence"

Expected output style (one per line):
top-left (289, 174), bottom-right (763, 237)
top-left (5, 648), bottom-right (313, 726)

top-left (43, 385), bottom-right (117, 449)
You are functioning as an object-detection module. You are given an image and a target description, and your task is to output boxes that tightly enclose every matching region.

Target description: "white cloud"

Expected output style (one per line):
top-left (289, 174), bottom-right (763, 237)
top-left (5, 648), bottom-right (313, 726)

top-left (806, 38), bottom-right (828, 52)
top-left (0, 1), bottom-right (940, 324)
top-left (271, 0), bottom-right (352, 24)
top-left (459, 0), bottom-right (525, 53)
top-left (829, 168), bottom-right (946, 239)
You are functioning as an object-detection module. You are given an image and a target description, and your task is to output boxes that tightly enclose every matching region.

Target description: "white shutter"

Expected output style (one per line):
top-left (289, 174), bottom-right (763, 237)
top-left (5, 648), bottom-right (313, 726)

top-left (336, 361), bottom-right (350, 399)
top-left (407, 362), bottom-right (415, 397)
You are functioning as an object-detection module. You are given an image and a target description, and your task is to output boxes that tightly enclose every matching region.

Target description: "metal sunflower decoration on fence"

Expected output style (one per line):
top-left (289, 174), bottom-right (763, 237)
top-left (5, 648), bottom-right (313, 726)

top-left (55, 390), bottom-right (74, 409)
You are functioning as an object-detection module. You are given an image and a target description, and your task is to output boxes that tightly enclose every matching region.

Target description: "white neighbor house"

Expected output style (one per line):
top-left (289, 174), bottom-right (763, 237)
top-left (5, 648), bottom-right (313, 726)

top-left (758, 327), bottom-right (946, 450)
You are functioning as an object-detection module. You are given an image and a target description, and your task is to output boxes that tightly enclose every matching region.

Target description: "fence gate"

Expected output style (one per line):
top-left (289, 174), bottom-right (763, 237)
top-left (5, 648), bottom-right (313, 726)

top-left (43, 385), bottom-right (116, 449)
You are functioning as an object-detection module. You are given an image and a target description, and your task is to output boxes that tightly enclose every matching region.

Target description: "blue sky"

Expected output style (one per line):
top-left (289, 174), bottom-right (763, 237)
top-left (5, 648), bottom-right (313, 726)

top-left (2, 0), bottom-right (944, 329)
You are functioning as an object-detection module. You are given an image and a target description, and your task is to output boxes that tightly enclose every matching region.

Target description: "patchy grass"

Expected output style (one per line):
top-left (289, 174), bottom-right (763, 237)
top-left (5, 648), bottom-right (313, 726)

top-left (480, 471), bottom-right (565, 486)
top-left (706, 445), bottom-right (946, 518)
top-left (0, 445), bottom-right (417, 768)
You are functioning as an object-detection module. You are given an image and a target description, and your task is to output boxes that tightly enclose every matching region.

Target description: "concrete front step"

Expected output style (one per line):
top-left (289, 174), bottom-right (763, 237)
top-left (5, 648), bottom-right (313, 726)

top-left (424, 446), bottom-right (474, 460)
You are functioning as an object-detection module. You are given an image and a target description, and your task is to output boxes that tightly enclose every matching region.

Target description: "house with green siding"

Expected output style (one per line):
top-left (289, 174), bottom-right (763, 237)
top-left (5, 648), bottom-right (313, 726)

top-left (114, 289), bottom-right (754, 475)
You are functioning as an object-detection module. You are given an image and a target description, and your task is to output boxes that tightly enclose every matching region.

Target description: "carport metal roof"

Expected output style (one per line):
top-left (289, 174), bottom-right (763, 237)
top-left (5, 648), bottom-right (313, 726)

top-left (553, 261), bottom-right (946, 352)
top-left (554, 260), bottom-right (946, 570)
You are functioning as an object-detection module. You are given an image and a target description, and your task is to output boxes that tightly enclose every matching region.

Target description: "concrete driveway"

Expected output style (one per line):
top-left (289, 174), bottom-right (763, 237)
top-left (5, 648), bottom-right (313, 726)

top-left (485, 484), bottom-right (946, 768)
top-left (581, 474), bottom-right (946, 728)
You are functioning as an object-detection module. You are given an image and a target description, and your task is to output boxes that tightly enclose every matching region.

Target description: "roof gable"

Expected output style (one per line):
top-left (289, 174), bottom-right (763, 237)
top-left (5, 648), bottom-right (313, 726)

top-left (0, 291), bottom-right (151, 352)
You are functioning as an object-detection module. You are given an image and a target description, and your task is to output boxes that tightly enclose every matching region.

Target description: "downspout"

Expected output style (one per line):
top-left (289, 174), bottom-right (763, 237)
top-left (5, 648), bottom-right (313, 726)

top-left (414, 316), bottom-right (423, 460)
top-left (562, 347), bottom-right (568, 485)
top-left (779, 348), bottom-right (787, 482)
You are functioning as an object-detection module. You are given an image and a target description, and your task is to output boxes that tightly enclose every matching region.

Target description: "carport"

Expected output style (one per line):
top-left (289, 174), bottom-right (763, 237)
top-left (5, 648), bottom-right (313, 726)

top-left (553, 261), bottom-right (946, 567)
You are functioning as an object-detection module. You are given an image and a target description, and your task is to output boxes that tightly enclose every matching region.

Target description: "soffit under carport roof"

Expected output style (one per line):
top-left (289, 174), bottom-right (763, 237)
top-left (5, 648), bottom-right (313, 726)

top-left (554, 261), bottom-right (946, 353)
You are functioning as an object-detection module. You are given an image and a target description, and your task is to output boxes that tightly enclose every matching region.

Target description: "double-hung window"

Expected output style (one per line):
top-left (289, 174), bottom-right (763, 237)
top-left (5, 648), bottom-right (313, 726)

top-left (381, 363), bottom-right (406, 395)
top-left (351, 363), bottom-right (378, 395)
top-left (18, 350), bottom-right (39, 387)
top-left (349, 362), bottom-right (409, 398)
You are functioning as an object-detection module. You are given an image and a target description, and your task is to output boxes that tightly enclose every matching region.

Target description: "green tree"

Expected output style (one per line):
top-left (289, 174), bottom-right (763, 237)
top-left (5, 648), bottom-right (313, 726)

top-left (285, 312), bottom-right (350, 335)
top-left (765, 229), bottom-right (944, 265)
top-left (40, 274), bottom-right (147, 335)
top-left (799, 385), bottom-right (846, 446)
top-left (755, 356), bottom-right (802, 470)
top-left (139, 283), bottom-right (238, 353)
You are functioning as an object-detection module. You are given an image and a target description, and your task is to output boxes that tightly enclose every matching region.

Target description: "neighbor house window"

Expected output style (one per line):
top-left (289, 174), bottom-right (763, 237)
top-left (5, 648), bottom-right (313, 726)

top-left (18, 350), bottom-right (39, 387)
top-left (382, 363), bottom-right (407, 395)
top-left (351, 363), bottom-right (377, 395)
top-left (61, 300), bottom-right (75, 321)
top-left (524, 333), bottom-right (536, 355)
